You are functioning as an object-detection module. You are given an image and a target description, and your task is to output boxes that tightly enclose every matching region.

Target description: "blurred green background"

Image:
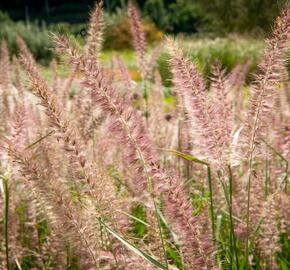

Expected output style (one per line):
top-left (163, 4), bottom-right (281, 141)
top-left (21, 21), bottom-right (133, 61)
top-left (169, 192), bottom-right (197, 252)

top-left (1, 0), bottom-right (286, 33)
top-left (0, 0), bottom-right (288, 81)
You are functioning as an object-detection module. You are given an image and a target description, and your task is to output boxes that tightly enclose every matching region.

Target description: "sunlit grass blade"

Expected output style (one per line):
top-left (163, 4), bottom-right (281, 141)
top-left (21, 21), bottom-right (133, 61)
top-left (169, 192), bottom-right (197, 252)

top-left (99, 218), bottom-right (168, 270)
top-left (156, 208), bottom-right (179, 243)
top-left (117, 210), bottom-right (150, 227)
top-left (156, 148), bottom-right (209, 166)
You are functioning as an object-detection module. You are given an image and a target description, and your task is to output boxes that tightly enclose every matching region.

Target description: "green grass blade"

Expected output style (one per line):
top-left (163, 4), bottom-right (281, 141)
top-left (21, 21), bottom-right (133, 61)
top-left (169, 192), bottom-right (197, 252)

top-left (15, 258), bottom-right (22, 270)
top-left (261, 138), bottom-right (288, 163)
top-left (156, 208), bottom-right (179, 243)
top-left (25, 130), bottom-right (55, 150)
top-left (99, 218), bottom-right (168, 270)
top-left (117, 210), bottom-right (150, 227)
top-left (228, 165), bottom-right (239, 270)
top-left (156, 148), bottom-right (209, 166)
top-left (207, 166), bottom-right (215, 241)
top-left (261, 138), bottom-right (289, 190)
top-left (1, 176), bottom-right (10, 270)
top-left (152, 198), bottom-right (169, 269)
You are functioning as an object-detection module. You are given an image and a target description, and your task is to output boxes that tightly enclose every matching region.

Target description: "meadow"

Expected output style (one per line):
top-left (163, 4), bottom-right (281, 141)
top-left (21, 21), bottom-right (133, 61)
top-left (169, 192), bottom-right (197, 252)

top-left (0, 1), bottom-right (289, 270)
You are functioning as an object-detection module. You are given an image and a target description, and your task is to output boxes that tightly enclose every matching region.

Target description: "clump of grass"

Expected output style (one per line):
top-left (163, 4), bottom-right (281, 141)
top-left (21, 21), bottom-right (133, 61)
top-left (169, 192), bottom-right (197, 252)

top-left (0, 2), bottom-right (289, 270)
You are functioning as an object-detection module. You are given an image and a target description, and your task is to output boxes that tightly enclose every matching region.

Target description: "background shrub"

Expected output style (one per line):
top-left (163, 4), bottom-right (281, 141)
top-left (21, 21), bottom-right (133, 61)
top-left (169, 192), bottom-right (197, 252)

top-left (104, 9), bottom-right (163, 50)
top-left (157, 36), bottom-right (265, 87)
top-left (0, 11), bottom-right (53, 64)
top-left (0, 10), bottom-right (163, 63)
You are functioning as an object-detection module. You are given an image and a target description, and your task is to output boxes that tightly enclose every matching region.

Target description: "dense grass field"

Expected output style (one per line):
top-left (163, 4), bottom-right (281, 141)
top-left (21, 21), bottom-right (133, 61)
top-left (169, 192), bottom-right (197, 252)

top-left (0, 2), bottom-right (289, 270)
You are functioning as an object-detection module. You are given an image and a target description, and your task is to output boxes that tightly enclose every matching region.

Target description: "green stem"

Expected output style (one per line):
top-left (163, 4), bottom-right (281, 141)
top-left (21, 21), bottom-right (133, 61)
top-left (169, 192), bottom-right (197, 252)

top-left (25, 130), bottom-right (55, 150)
top-left (177, 119), bottom-right (181, 176)
top-left (245, 158), bottom-right (253, 269)
top-left (207, 166), bottom-right (215, 240)
top-left (261, 138), bottom-right (289, 191)
top-left (4, 177), bottom-right (10, 270)
top-left (142, 79), bottom-right (149, 125)
top-left (265, 159), bottom-right (269, 196)
top-left (228, 165), bottom-right (239, 270)
top-left (153, 198), bottom-right (169, 270)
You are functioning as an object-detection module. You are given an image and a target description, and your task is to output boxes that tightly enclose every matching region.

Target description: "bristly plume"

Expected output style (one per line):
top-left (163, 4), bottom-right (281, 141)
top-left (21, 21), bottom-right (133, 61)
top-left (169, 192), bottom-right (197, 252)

top-left (227, 60), bottom-right (251, 118)
top-left (227, 60), bottom-right (251, 94)
top-left (168, 38), bottom-right (220, 165)
top-left (53, 34), bottom-right (156, 191)
top-left (242, 7), bottom-right (289, 160)
top-left (128, 1), bottom-right (147, 71)
top-left (209, 63), bottom-right (234, 167)
top-left (11, 105), bottom-right (27, 150)
top-left (163, 172), bottom-right (217, 269)
top-left (86, 1), bottom-right (104, 58)
top-left (0, 40), bottom-right (12, 117)
top-left (50, 59), bottom-right (59, 93)
top-left (18, 42), bottom-right (89, 184)
top-left (167, 37), bottom-right (206, 118)
top-left (0, 40), bottom-right (11, 90)
top-left (16, 36), bottom-right (34, 63)
top-left (143, 42), bottom-right (164, 80)
top-left (83, 60), bottom-right (158, 192)
top-left (12, 56), bottom-right (25, 101)
top-left (7, 141), bottom-right (101, 268)
top-left (115, 56), bottom-right (134, 91)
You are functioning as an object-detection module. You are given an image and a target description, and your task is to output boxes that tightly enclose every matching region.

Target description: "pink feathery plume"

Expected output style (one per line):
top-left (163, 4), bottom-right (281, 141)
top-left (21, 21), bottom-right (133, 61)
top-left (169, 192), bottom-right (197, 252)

top-left (12, 56), bottom-right (25, 101)
top-left (209, 63), bottom-right (234, 167)
top-left (86, 1), bottom-right (104, 58)
top-left (50, 59), bottom-right (59, 93)
top-left (227, 60), bottom-right (251, 117)
top-left (242, 8), bottom-right (289, 159)
top-left (7, 141), bottom-right (101, 268)
top-left (16, 36), bottom-right (34, 63)
top-left (227, 60), bottom-right (251, 93)
top-left (168, 38), bottom-right (219, 164)
top-left (154, 70), bottom-right (163, 93)
top-left (11, 105), bottom-right (27, 150)
top-left (87, 65), bottom-right (157, 191)
top-left (163, 172), bottom-right (217, 269)
top-left (54, 34), bottom-right (157, 191)
top-left (144, 42), bottom-right (164, 80)
top-left (128, 1), bottom-right (147, 71)
top-left (18, 41), bottom-right (89, 184)
top-left (0, 40), bottom-right (12, 117)
top-left (0, 40), bottom-right (11, 89)
top-left (115, 56), bottom-right (134, 91)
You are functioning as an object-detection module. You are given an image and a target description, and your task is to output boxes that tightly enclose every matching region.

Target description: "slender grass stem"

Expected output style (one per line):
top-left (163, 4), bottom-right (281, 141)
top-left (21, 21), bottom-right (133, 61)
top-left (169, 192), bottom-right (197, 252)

top-left (245, 157), bottom-right (253, 268)
top-left (261, 138), bottom-right (289, 191)
top-left (265, 159), bottom-right (269, 196)
top-left (177, 119), bottom-right (181, 176)
top-left (228, 165), bottom-right (239, 270)
top-left (153, 198), bottom-right (169, 270)
top-left (206, 166), bottom-right (215, 241)
top-left (25, 130), bottom-right (55, 150)
top-left (142, 79), bottom-right (149, 125)
top-left (141, 161), bottom-right (169, 269)
top-left (3, 177), bottom-right (10, 270)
